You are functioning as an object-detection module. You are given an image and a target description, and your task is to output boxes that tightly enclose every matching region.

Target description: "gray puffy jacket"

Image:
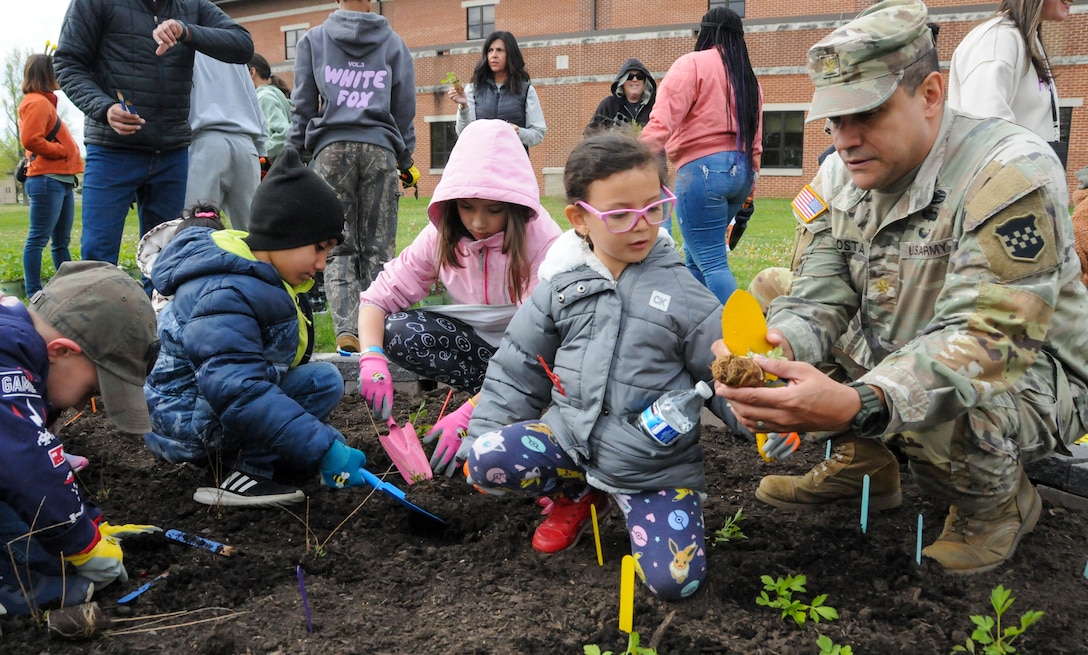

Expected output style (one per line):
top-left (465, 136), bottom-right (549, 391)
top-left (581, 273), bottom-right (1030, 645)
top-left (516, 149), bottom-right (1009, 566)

top-left (470, 230), bottom-right (734, 493)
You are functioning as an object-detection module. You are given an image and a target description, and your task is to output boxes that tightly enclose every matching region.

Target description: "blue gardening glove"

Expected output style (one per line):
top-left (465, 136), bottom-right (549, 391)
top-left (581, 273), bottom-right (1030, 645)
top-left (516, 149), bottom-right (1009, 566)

top-left (320, 440), bottom-right (369, 489)
top-left (359, 353), bottom-right (393, 421)
top-left (99, 522), bottom-right (162, 539)
top-left (65, 535), bottom-right (128, 587)
top-left (423, 399), bottom-right (476, 475)
top-left (759, 432), bottom-right (802, 461)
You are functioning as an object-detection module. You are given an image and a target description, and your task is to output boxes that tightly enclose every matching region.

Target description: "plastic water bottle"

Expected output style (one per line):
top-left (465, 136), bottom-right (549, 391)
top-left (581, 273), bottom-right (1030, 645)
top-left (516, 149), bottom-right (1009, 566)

top-left (637, 381), bottom-right (713, 445)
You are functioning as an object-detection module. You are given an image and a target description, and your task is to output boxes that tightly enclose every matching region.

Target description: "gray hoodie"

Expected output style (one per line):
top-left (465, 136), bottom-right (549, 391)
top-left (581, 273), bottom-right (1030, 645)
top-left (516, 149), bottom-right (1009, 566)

top-left (289, 9), bottom-right (416, 168)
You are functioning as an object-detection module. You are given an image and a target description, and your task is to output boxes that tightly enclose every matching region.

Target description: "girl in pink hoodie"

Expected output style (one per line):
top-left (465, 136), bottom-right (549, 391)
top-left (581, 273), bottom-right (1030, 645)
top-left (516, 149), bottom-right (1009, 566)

top-left (357, 119), bottom-right (562, 475)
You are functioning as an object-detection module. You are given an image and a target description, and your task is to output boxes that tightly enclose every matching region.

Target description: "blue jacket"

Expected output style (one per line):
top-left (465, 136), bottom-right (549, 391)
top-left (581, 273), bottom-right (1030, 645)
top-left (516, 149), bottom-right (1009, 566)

top-left (0, 297), bottom-right (99, 557)
top-left (145, 229), bottom-right (339, 471)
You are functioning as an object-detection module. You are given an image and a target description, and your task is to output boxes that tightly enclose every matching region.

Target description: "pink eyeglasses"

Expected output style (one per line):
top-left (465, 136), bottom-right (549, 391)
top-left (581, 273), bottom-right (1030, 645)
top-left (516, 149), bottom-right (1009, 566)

top-left (576, 186), bottom-right (677, 234)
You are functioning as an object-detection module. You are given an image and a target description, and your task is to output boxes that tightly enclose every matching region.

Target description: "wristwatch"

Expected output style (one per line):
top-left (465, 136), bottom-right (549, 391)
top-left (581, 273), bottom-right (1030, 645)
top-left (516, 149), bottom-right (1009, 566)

top-left (847, 381), bottom-right (889, 437)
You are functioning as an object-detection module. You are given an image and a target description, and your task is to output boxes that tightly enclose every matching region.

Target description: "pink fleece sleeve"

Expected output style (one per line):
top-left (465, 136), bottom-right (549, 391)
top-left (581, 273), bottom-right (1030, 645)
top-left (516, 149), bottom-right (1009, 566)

top-left (359, 224), bottom-right (441, 313)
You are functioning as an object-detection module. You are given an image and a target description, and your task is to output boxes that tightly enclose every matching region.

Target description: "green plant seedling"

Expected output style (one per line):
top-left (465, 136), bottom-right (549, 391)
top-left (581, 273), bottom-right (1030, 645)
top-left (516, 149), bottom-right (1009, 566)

top-left (817, 634), bottom-right (853, 655)
top-left (711, 507), bottom-right (747, 546)
top-left (409, 399), bottom-right (428, 426)
top-left (583, 630), bottom-right (657, 655)
top-left (756, 573), bottom-right (839, 626)
top-left (951, 585), bottom-right (1043, 655)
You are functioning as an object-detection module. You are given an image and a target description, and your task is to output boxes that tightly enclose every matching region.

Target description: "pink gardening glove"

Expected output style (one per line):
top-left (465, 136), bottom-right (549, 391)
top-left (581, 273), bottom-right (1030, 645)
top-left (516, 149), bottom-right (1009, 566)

top-left (359, 353), bottom-right (393, 420)
top-left (423, 399), bottom-right (476, 476)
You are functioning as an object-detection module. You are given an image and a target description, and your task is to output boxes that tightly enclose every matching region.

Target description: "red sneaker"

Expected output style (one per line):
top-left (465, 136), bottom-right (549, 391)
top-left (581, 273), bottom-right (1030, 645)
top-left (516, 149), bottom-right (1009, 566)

top-left (531, 490), bottom-right (610, 553)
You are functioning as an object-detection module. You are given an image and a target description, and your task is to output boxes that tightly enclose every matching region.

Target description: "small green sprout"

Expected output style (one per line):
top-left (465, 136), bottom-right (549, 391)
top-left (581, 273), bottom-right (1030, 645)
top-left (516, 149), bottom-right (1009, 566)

top-left (951, 585), bottom-right (1043, 655)
top-left (711, 507), bottom-right (748, 546)
top-left (756, 573), bottom-right (839, 626)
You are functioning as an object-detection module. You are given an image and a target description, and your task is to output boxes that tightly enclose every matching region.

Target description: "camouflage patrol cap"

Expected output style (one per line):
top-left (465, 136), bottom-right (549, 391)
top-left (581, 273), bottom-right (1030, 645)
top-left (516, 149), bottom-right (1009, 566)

top-left (806, 0), bottom-right (934, 123)
top-left (30, 261), bottom-right (159, 434)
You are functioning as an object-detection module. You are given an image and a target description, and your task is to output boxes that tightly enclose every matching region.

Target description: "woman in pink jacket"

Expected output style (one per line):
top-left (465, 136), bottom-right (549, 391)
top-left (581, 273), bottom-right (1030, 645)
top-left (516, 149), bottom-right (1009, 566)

top-left (357, 119), bottom-right (562, 475)
top-left (640, 7), bottom-right (762, 304)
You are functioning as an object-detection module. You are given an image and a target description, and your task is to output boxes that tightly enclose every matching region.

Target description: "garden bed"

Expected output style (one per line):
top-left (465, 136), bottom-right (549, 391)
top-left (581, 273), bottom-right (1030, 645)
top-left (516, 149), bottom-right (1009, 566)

top-left (3, 389), bottom-right (1087, 654)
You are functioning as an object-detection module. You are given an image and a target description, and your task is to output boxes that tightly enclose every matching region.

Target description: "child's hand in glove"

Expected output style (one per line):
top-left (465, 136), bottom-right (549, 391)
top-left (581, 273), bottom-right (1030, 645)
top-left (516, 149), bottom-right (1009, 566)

top-left (65, 535), bottom-right (128, 587)
top-left (759, 432), bottom-right (802, 461)
top-left (320, 440), bottom-right (368, 489)
top-left (423, 398), bottom-right (476, 476)
top-left (359, 352), bottom-right (393, 420)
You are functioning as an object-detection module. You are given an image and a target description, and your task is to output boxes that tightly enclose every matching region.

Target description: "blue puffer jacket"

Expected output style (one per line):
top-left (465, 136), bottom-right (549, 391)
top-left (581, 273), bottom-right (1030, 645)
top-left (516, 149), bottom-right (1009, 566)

top-left (145, 228), bottom-right (339, 471)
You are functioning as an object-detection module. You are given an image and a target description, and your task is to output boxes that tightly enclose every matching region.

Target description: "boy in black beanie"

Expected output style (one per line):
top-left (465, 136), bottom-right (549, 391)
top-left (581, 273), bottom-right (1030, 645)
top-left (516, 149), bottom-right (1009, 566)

top-left (144, 147), bottom-right (374, 507)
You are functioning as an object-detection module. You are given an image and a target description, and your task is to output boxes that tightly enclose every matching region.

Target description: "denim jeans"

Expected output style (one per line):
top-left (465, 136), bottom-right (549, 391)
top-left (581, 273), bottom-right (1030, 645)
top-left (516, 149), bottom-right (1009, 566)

top-left (143, 361), bottom-right (344, 478)
top-left (22, 175), bottom-right (75, 296)
top-left (674, 151), bottom-right (754, 303)
top-left (80, 144), bottom-right (188, 269)
top-left (0, 503), bottom-right (64, 579)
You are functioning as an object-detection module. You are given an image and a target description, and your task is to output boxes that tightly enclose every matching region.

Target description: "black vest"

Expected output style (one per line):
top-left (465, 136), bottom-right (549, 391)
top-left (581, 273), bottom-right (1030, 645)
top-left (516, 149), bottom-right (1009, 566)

top-left (473, 79), bottom-right (529, 128)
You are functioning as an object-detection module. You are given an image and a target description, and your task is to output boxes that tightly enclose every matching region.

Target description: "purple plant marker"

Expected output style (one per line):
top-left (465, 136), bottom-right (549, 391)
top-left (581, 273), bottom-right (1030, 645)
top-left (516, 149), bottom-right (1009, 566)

top-left (297, 564), bottom-right (314, 634)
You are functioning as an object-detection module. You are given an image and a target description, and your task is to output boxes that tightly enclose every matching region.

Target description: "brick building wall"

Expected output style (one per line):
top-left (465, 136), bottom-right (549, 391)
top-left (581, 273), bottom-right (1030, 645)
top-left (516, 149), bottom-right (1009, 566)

top-left (216, 0), bottom-right (1088, 198)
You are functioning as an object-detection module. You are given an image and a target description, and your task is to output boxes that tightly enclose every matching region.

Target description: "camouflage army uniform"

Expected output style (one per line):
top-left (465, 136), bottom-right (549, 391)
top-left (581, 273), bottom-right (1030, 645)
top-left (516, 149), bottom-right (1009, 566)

top-left (769, 106), bottom-right (1088, 504)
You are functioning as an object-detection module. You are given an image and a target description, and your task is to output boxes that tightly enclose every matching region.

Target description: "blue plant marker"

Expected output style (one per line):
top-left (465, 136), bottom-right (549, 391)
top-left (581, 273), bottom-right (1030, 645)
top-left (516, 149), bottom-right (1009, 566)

top-left (916, 514), bottom-right (924, 565)
top-left (825, 440), bottom-right (832, 460)
top-left (1083, 558), bottom-right (1088, 580)
top-left (297, 564), bottom-right (314, 634)
top-left (860, 474), bottom-right (871, 534)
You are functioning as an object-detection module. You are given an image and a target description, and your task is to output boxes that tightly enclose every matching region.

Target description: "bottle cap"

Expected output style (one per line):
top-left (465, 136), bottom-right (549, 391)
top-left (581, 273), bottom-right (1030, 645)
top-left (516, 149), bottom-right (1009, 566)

top-left (695, 380), bottom-right (712, 399)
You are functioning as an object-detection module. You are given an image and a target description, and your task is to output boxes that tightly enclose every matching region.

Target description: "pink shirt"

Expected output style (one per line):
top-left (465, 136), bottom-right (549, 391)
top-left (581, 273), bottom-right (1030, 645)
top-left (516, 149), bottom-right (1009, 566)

top-left (640, 48), bottom-right (763, 172)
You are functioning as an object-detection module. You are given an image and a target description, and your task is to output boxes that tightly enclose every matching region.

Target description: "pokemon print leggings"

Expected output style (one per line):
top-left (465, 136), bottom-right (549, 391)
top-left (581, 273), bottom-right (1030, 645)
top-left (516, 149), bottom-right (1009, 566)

top-left (466, 420), bottom-right (707, 600)
top-left (383, 309), bottom-right (497, 393)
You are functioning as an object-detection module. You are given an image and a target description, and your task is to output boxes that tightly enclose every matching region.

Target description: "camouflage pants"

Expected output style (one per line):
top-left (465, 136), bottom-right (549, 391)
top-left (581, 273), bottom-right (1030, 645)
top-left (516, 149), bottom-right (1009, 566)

top-left (889, 351), bottom-right (1085, 509)
top-left (312, 142), bottom-right (399, 338)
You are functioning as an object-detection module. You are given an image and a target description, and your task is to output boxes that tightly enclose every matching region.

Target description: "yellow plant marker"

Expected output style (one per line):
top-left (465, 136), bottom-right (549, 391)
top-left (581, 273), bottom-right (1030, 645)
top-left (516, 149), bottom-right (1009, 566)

top-left (591, 504), bottom-right (604, 567)
top-left (722, 290), bottom-right (778, 461)
top-left (619, 555), bottom-right (635, 633)
top-left (722, 290), bottom-right (775, 359)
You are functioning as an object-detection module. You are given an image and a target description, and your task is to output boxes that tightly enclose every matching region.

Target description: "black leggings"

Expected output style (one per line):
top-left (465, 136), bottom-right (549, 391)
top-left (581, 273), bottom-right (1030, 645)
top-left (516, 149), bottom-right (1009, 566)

top-left (383, 309), bottom-right (497, 393)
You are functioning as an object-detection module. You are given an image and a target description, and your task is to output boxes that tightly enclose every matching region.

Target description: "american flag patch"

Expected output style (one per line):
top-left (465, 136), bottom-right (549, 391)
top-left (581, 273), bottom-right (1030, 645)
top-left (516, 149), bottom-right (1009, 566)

top-left (792, 185), bottom-right (828, 223)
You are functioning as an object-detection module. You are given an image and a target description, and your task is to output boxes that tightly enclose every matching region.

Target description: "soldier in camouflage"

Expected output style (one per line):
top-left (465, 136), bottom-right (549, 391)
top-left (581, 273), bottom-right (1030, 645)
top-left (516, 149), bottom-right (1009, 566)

top-left (714, 0), bottom-right (1088, 574)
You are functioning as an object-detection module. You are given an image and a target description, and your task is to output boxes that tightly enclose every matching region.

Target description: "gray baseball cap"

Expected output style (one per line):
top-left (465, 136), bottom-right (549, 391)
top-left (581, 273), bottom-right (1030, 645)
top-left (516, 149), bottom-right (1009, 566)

top-left (31, 261), bottom-right (159, 433)
top-left (806, 0), bottom-right (935, 123)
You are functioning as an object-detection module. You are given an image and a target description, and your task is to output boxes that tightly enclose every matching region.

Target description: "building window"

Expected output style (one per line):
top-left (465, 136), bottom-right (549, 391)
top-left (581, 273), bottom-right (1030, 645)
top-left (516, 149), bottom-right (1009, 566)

top-left (431, 121), bottom-right (458, 169)
top-left (284, 28), bottom-right (306, 60)
top-left (467, 4), bottom-right (495, 40)
top-left (709, 0), bottom-right (744, 18)
top-left (761, 111), bottom-right (804, 169)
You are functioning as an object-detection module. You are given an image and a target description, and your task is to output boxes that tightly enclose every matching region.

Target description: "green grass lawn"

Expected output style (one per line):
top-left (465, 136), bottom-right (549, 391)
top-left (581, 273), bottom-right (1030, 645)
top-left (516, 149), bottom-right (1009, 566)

top-left (1, 196), bottom-right (796, 351)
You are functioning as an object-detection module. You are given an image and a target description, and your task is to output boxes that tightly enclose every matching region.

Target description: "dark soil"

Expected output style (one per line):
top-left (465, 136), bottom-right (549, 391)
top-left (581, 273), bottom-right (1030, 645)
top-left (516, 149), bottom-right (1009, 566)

top-left (4, 389), bottom-right (1088, 654)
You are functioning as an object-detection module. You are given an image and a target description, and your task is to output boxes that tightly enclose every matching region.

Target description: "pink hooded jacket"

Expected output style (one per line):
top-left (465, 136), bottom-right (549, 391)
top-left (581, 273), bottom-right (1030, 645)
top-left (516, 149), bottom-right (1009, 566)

top-left (360, 119), bottom-right (562, 313)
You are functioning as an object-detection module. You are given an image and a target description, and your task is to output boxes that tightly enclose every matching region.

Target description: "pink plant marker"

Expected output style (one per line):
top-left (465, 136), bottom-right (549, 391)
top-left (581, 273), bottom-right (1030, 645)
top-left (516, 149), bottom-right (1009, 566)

top-left (379, 418), bottom-right (433, 484)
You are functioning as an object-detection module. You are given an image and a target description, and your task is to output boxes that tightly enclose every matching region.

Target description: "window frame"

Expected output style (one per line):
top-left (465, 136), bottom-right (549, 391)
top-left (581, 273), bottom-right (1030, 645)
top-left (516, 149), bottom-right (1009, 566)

top-left (429, 119), bottom-right (459, 171)
top-left (466, 4), bottom-right (495, 41)
top-left (760, 109), bottom-right (806, 173)
top-left (708, 0), bottom-right (745, 18)
top-left (284, 27), bottom-right (306, 61)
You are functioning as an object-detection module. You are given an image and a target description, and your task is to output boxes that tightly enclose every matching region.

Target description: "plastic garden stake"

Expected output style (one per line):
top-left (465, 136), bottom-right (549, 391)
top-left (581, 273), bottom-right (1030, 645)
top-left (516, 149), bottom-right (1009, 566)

top-left (591, 503), bottom-right (604, 567)
top-left (722, 290), bottom-right (787, 461)
top-left (379, 418), bottom-right (433, 484)
top-left (860, 474), bottom-right (871, 534)
top-left (619, 554), bottom-right (635, 633)
top-left (916, 514), bottom-right (924, 565)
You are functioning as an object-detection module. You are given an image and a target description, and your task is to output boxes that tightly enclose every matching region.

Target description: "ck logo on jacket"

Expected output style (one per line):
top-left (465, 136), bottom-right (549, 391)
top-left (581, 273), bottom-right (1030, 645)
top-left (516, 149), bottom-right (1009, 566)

top-left (649, 290), bottom-right (672, 312)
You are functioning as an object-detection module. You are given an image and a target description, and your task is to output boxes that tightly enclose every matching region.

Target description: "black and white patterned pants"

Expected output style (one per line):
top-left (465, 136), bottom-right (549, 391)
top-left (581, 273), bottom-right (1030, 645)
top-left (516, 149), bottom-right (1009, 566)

top-left (384, 309), bottom-right (497, 393)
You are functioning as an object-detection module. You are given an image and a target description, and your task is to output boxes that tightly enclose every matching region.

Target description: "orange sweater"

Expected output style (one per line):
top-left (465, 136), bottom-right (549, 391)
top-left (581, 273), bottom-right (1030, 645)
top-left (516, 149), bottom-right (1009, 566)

top-left (18, 91), bottom-right (83, 177)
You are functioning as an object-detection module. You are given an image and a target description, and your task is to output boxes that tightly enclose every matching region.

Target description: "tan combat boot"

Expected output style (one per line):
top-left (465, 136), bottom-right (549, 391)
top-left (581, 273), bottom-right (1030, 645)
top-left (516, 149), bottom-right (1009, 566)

top-left (755, 436), bottom-right (902, 510)
top-left (921, 468), bottom-right (1041, 575)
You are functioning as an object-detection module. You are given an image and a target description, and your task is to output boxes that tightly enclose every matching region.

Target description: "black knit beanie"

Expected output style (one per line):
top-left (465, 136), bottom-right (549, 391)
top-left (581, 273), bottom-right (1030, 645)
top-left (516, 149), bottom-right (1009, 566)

top-left (245, 145), bottom-right (345, 251)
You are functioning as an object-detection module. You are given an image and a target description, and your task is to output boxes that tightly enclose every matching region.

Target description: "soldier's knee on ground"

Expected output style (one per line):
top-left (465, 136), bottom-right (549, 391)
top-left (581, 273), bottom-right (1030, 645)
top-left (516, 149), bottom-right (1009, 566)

top-left (747, 267), bottom-right (794, 314)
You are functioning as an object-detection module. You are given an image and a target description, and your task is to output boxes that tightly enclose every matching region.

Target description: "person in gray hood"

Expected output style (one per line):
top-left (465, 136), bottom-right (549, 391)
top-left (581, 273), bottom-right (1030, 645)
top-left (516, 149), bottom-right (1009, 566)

top-left (289, 0), bottom-right (417, 353)
top-left (584, 58), bottom-right (657, 136)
